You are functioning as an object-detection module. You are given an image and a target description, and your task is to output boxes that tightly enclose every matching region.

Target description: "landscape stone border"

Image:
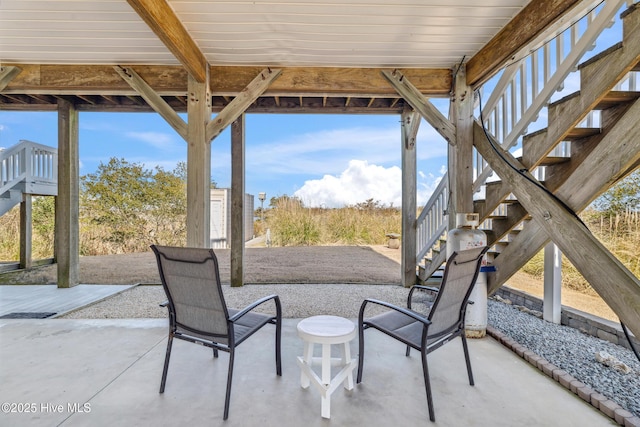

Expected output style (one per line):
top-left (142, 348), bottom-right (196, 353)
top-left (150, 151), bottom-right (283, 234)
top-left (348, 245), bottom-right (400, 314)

top-left (487, 326), bottom-right (640, 427)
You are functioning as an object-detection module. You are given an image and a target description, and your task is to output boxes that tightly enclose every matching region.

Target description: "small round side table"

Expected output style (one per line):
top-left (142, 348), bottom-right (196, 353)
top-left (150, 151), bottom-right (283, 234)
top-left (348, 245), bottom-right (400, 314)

top-left (296, 315), bottom-right (358, 419)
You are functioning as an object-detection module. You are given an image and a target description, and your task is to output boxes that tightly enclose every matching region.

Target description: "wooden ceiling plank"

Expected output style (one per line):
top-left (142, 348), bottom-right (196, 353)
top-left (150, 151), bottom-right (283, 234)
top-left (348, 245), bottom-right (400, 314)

top-left (382, 69), bottom-right (455, 144)
top-left (467, 0), bottom-right (579, 87)
top-left (0, 66), bottom-right (22, 92)
top-left (126, 0), bottom-right (208, 83)
top-left (115, 65), bottom-right (188, 140)
top-left (206, 68), bottom-right (282, 141)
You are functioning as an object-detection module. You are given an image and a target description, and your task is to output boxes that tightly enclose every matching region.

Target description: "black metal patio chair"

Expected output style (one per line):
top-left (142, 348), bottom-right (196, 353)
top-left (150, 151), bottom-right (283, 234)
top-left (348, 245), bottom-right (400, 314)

top-left (357, 246), bottom-right (488, 422)
top-left (151, 245), bottom-right (282, 420)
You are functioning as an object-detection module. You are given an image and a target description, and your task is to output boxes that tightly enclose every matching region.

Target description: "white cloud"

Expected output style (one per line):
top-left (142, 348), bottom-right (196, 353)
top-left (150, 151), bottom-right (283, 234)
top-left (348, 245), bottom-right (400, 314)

top-left (294, 160), bottom-right (401, 207)
top-left (294, 159), bottom-right (446, 208)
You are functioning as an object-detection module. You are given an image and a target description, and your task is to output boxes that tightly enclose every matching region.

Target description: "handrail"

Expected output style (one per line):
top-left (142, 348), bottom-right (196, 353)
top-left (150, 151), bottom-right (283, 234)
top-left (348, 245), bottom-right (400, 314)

top-left (415, 172), bottom-right (448, 264)
top-left (0, 140), bottom-right (57, 196)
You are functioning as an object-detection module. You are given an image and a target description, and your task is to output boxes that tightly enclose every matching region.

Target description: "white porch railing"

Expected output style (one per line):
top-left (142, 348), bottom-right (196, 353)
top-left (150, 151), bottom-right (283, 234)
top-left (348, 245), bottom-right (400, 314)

top-left (415, 173), bottom-right (448, 264)
top-left (0, 140), bottom-right (57, 196)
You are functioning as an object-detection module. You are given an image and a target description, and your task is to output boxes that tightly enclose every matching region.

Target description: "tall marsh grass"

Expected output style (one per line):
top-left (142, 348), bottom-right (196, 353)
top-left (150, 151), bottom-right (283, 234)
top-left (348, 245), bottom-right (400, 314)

top-left (266, 198), bottom-right (401, 246)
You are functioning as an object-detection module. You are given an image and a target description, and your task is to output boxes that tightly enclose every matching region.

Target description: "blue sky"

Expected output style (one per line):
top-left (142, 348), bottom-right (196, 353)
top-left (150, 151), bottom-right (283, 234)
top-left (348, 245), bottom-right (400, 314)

top-left (0, 106), bottom-right (450, 208)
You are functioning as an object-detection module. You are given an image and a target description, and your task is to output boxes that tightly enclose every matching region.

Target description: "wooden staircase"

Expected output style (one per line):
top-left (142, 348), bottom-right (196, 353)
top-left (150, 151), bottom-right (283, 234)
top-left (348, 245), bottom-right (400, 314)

top-left (475, 4), bottom-right (640, 295)
top-left (418, 4), bottom-right (640, 296)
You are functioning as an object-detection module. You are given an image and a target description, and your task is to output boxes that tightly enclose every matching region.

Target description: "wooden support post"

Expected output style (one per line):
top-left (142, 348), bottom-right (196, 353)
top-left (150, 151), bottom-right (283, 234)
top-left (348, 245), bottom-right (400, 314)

top-left (55, 98), bottom-right (79, 288)
top-left (401, 108), bottom-right (420, 288)
top-left (230, 115), bottom-right (245, 287)
top-left (19, 193), bottom-right (32, 270)
top-left (186, 72), bottom-right (211, 247)
top-left (543, 243), bottom-right (562, 324)
top-left (449, 64), bottom-right (474, 229)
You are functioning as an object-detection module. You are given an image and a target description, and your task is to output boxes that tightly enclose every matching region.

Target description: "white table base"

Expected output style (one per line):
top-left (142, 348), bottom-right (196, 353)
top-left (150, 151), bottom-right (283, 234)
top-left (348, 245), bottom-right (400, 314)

top-left (296, 316), bottom-right (358, 419)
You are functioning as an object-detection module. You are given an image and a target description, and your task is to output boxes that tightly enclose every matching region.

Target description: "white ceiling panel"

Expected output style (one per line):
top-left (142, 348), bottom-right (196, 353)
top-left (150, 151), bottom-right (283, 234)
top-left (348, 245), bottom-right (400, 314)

top-left (0, 0), bottom-right (532, 68)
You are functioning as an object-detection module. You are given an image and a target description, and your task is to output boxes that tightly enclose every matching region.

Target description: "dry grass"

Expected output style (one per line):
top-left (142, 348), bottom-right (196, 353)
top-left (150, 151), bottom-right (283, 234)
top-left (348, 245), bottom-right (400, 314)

top-left (266, 198), bottom-right (401, 246)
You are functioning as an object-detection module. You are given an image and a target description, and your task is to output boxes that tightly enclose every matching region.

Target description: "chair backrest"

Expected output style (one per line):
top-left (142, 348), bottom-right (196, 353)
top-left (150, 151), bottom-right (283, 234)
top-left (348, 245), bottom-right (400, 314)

top-left (426, 246), bottom-right (487, 338)
top-left (151, 245), bottom-right (230, 343)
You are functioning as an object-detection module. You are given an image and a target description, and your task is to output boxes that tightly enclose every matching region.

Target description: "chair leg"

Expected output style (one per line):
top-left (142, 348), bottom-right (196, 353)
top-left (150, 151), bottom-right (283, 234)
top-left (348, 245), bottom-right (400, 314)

top-left (461, 334), bottom-right (475, 386)
top-left (159, 334), bottom-right (174, 393)
top-left (224, 348), bottom-right (235, 420)
top-left (356, 322), bottom-right (364, 383)
top-left (276, 317), bottom-right (282, 376)
top-left (421, 350), bottom-right (435, 422)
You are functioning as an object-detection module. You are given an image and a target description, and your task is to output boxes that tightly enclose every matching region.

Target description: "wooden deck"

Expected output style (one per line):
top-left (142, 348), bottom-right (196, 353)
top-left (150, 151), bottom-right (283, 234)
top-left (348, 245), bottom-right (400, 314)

top-left (0, 284), bottom-right (135, 318)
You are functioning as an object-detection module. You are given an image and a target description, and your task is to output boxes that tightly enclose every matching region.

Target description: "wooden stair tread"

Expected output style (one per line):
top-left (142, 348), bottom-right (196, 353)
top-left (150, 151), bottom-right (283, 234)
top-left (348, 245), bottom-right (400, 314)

top-left (564, 127), bottom-right (601, 140)
top-left (595, 91), bottom-right (640, 109)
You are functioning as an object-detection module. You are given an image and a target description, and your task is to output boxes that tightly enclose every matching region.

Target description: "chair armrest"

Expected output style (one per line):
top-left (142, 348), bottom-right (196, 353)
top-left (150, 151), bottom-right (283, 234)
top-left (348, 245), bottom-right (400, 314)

top-left (359, 298), bottom-right (431, 326)
top-left (229, 294), bottom-right (282, 322)
top-left (159, 300), bottom-right (169, 308)
top-left (408, 285), bottom-right (439, 309)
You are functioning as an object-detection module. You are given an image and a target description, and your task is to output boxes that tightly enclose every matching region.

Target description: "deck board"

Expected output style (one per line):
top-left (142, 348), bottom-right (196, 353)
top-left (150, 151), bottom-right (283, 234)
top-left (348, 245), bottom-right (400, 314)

top-left (0, 285), bottom-right (135, 317)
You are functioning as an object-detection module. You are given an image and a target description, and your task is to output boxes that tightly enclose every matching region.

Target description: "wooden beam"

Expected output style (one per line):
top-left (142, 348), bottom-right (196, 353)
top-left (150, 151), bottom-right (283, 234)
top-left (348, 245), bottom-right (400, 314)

top-left (0, 66), bottom-right (22, 92)
top-left (448, 64), bottom-right (474, 228)
top-left (126, 0), bottom-right (208, 83)
top-left (186, 72), bottom-right (211, 248)
top-left (4, 64), bottom-right (450, 97)
top-left (114, 65), bottom-right (188, 140)
top-left (55, 99), bottom-right (80, 288)
top-left (230, 115), bottom-right (245, 288)
top-left (4, 64), bottom-right (188, 95)
top-left (381, 70), bottom-right (455, 144)
top-left (19, 194), bottom-right (32, 270)
top-left (475, 121), bottom-right (640, 338)
top-left (206, 68), bottom-right (282, 142)
top-left (401, 108), bottom-right (420, 288)
top-left (467, 0), bottom-right (579, 87)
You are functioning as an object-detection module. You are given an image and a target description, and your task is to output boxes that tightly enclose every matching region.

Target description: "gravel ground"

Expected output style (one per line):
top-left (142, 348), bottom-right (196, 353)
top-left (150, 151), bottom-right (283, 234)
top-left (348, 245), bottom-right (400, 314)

top-left (488, 298), bottom-right (640, 418)
top-left (59, 283), bottom-right (411, 319)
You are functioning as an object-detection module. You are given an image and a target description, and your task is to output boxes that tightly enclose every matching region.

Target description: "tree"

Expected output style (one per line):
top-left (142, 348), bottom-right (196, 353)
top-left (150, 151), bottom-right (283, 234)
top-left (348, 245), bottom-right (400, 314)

top-left (593, 169), bottom-right (640, 216)
top-left (80, 158), bottom-right (188, 253)
top-left (81, 158), bottom-right (153, 251)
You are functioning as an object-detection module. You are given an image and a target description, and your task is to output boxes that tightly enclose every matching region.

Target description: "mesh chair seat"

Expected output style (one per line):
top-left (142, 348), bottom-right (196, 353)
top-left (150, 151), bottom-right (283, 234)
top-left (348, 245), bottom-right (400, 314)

top-left (364, 310), bottom-right (425, 348)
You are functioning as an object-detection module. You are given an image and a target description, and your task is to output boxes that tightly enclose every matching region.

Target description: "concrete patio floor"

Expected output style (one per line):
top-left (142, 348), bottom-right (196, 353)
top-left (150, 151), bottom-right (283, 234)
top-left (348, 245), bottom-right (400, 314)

top-left (0, 318), bottom-right (615, 427)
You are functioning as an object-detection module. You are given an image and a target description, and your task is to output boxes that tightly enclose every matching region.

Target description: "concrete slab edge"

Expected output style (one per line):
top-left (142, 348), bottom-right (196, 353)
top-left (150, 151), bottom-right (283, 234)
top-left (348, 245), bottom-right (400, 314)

top-left (486, 326), bottom-right (640, 427)
top-left (50, 283), bottom-right (139, 319)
